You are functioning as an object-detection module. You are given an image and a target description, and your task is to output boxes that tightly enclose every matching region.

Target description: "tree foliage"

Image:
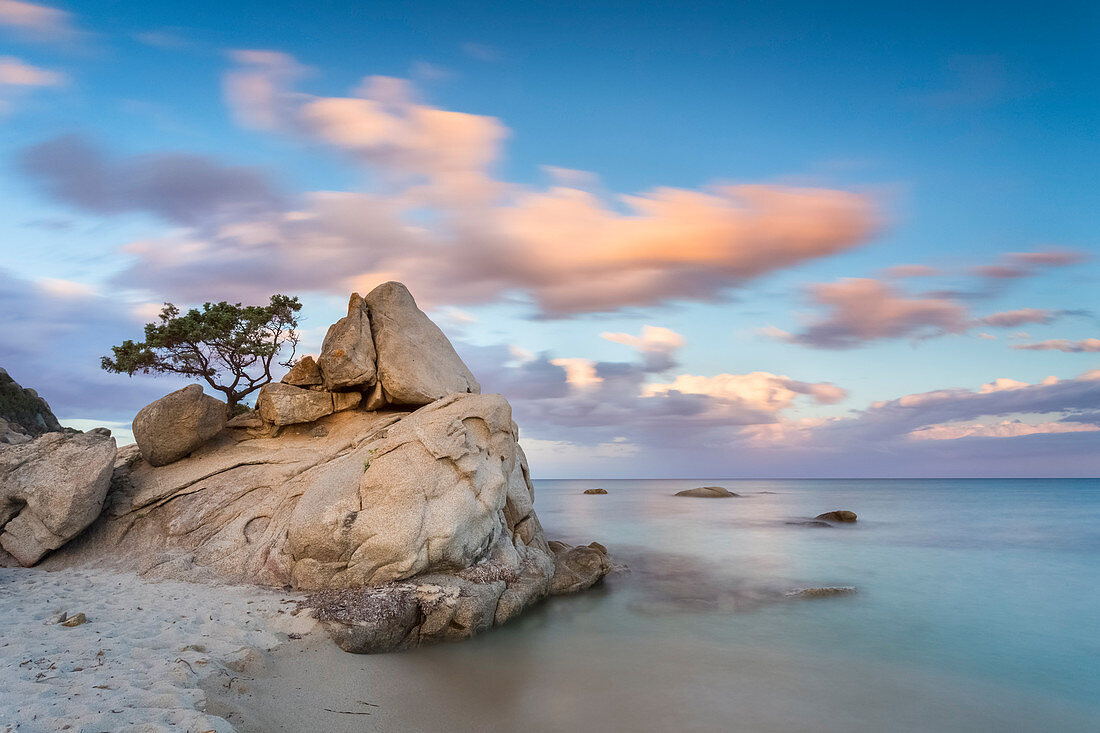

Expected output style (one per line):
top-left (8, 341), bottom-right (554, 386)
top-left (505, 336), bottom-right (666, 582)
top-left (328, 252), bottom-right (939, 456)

top-left (102, 295), bottom-right (302, 409)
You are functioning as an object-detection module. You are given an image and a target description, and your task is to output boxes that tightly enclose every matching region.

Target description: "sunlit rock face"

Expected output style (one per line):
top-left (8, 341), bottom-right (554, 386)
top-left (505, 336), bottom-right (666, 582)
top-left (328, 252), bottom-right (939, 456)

top-left (38, 282), bottom-right (609, 652)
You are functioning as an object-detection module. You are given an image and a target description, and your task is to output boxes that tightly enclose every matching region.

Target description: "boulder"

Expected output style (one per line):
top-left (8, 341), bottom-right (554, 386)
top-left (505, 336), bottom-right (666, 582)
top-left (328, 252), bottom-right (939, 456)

top-left (364, 282), bottom-right (480, 405)
top-left (0, 431), bottom-right (117, 565)
top-left (256, 383), bottom-right (334, 426)
top-left (132, 384), bottom-right (227, 467)
top-left (674, 486), bottom-right (739, 498)
top-left (282, 355), bottom-right (323, 387)
top-left (0, 367), bottom-right (63, 442)
top-left (816, 510), bottom-right (858, 523)
top-left (583, 488), bottom-right (608, 494)
top-left (317, 293), bottom-right (377, 391)
top-left (548, 541), bottom-right (611, 595)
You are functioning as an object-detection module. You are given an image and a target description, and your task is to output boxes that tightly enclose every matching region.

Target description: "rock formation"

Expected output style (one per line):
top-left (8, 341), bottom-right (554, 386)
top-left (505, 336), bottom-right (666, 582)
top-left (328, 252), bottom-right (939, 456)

top-left (584, 488), bottom-right (608, 494)
top-left (12, 281), bottom-right (610, 653)
top-left (0, 367), bottom-right (63, 445)
top-left (0, 430), bottom-right (116, 565)
top-left (674, 486), bottom-right (740, 498)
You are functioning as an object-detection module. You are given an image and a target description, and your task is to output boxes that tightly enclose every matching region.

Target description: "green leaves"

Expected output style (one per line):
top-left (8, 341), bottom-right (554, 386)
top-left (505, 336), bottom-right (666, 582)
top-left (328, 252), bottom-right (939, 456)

top-left (102, 294), bottom-right (303, 407)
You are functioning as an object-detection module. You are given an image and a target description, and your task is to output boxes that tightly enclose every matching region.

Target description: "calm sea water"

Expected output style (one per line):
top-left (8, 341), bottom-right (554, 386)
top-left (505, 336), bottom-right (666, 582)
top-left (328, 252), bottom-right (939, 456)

top-left (312, 478), bottom-right (1100, 732)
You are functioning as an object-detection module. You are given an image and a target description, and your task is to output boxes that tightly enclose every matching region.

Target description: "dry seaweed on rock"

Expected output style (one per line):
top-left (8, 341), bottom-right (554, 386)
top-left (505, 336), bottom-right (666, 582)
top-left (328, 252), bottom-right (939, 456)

top-left (299, 583), bottom-right (419, 625)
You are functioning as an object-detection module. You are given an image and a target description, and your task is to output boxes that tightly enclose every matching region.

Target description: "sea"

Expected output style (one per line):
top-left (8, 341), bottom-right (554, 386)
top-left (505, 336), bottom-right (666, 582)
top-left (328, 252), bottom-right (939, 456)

top-left (267, 478), bottom-right (1100, 732)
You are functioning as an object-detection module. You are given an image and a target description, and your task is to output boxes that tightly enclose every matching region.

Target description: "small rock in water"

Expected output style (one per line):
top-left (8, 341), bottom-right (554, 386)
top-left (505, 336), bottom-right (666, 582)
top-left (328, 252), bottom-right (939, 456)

top-left (583, 488), bottom-right (608, 494)
top-left (816, 510), bottom-right (858, 522)
top-left (786, 587), bottom-right (857, 599)
top-left (674, 486), bottom-right (739, 498)
top-left (60, 612), bottom-right (87, 627)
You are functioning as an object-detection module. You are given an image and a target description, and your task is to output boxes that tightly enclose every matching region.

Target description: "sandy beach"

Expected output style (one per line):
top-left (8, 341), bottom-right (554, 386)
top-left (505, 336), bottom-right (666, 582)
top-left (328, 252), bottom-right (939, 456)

top-left (0, 567), bottom-right (314, 733)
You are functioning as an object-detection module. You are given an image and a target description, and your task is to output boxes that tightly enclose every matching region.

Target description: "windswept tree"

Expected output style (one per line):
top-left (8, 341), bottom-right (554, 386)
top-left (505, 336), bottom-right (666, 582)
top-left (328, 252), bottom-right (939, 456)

top-left (102, 295), bottom-right (302, 411)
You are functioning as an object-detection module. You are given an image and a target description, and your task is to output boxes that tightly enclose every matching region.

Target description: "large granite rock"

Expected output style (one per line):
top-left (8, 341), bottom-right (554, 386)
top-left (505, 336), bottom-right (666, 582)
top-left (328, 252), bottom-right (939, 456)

top-left (364, 282), bottom-right (480, 405)
top-left (28, 284), bottom-right (610, 653)
top-left (132, 384), bottom-right (227, 466)
top-left (47, 392), bottom-right (608, 651)
top-left (0, 367), bottom-right (63, 444)
top-left (317, 293), bottom-right (377, 391)
top-left (0, 431), bottom-right (117, 565)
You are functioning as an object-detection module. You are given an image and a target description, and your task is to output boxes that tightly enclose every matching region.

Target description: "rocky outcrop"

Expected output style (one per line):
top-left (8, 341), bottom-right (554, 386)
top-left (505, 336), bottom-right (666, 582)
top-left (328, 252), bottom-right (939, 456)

top-left (583, 488), bottom-right (608, 494)
top-left (365, 282), bottom-right (480, 405)
top-left (816, 510), bottom-right (858, 523)
top-left (674, 486), bottom-right (739, 498)
top-left (19, 282), bottom-right (609, 653)
top-left (0, 367), bottom-right (63, 445)
top-left (0, 430), bottom-right (117, 565)
top-left (132, 385), bottom-right (227, 466)
top-left (317, 293), bottom-right (376, 391)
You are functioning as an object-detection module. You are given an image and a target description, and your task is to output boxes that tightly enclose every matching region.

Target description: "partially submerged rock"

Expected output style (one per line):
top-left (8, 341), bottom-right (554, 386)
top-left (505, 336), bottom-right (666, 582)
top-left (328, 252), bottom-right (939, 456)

top-left (132, 384), bottom-right (226, 466)
top-left (816, 510), bottom-right (858, 523)
top-left (674, 486), bottom-right (739, 498)
top-left (785, 586), bottom-right (857, 599)
top-left (548, 541), bottom-right (612, 595)
top-left (317, 293), bottom-right (377, 391)
top-left (583, 488), bottom-right (608, 494)
top-left (787, 520), bottom-right (832, 528)
top-left (0, 431), bottom-right (116, 565)
top-left (365, 282), bottom-right (480, 405)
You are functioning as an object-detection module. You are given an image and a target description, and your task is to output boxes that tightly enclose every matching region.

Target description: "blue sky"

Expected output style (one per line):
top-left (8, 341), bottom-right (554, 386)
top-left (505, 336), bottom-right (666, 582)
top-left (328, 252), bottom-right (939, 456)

top-left (1, 0), bottom-right (1097, 476)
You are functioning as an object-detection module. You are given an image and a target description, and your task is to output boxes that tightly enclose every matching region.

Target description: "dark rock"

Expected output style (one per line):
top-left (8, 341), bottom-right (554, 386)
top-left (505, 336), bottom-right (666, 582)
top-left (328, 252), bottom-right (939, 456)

top-left (816, 510), bottom-right (858, 523)
top-left (583, 488), bottom-right (608, 494)
top-left (0, 367), bottom-right (63, 443)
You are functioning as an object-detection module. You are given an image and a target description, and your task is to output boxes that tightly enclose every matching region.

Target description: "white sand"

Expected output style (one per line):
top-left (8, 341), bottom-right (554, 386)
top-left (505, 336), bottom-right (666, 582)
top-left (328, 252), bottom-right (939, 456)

top-left (0, 566), bottom-right (315, 733)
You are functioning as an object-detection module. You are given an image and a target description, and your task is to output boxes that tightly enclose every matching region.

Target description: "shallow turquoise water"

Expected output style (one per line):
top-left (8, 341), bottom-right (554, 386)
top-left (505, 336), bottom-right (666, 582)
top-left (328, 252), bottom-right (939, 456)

top-left (368, 478), bottom-right (1100, 732)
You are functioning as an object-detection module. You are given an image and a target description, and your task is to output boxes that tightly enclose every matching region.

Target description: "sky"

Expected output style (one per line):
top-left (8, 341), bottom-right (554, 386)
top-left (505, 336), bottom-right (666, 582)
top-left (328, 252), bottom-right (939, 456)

top-left (0, 0), bottom-right (1097, 477)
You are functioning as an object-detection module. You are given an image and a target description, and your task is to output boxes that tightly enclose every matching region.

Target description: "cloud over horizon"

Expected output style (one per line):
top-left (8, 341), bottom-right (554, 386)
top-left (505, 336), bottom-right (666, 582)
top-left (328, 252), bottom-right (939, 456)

top-left (10, 49), bottom-right (880, 317)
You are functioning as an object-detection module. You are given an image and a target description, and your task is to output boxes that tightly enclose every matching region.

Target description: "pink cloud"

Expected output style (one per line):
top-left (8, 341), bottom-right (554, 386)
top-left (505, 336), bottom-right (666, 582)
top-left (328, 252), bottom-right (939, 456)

top-left (883, 264), bottom-right (942, 278)
top-left (910, 420), bottom-right (1099, 441)
top-left (977, 308), bottom-right (1060, 328)
top-left (0, 0), bottom-right (77, 41)
top-left (0, 56), bottom-right (64, 86)
top-left (1013, 338), bottom-right (1100, 353)
top-left (32, 51), bottom-right (876, 317)
top-left (776, 278), bottom-right (970, 348)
